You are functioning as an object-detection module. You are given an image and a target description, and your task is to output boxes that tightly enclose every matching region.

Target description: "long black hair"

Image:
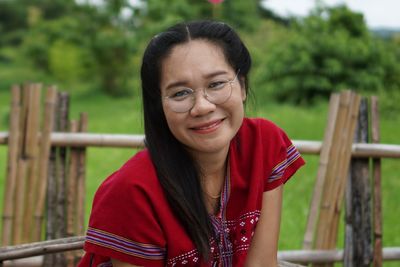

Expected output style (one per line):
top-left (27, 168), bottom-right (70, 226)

top-left (140, 20), bottom-right (252, 259)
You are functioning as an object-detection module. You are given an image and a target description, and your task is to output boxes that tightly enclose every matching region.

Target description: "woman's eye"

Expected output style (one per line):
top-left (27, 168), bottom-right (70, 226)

top-left (209, 81), bottom-right (227, 90)
top-left (170, 88), bottom-right (192, 100)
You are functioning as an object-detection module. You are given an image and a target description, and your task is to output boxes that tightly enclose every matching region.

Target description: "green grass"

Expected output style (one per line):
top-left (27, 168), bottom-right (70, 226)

top-left (0, 88), bottom-right (399, 264)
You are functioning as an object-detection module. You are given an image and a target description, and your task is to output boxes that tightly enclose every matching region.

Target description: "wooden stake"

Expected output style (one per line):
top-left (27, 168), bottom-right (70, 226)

top-left (76, 113), bottom-right (88, 236)
top-left (344, 98), bottom-right (372, 267)
top-left (23, 84), bottom-right (42, 243)
top-left (75, 113), bottom-right (88, 263)
top-left (315, 91), bottom-right (352, 251)
top-left (54, 92), bottom-right (69, 267)
top-left (43, 89), bottom-right (60, 267)
top-left (12, 84), bottom-right (31, 245)
top-left (371, 96), bottom-right (383, 267)
top-left (2, 85), bottom-right (21, 246)
top-left (13, 159), bottom-right (28, 244)
top-left (303, 93), bottom-right (340, 249)
top-left (32, 86), bottom-right (57, 241)
top-left (313, 91), bottom-right (360, 267)
top-left (18, 83), bottom-right (30, 158)
top-left (331, 92), bottom-right (361, 246)
top-left (330, 92), bottom-right (361, 244)
top-left (66, 120), bottom-right (79, 267)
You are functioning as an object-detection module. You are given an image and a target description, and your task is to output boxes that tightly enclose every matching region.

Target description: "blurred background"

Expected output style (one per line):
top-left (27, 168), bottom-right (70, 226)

top-left (0, 0), bottom-right (399, 260)
top-left (0, 0), bottom-right (399, 108)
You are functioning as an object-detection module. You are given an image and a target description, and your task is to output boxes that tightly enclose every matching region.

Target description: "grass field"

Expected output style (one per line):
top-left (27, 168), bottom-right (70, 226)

top-left (0, 88), bottom-right (399, 264)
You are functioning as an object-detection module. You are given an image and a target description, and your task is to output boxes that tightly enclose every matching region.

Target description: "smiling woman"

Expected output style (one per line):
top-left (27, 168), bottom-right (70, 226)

top-left (78, 20), bottom-right (305, 267)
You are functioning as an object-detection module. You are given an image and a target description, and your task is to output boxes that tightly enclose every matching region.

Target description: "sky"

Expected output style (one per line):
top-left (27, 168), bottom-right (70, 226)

top-left (262, 0), bottom-right (400, 29)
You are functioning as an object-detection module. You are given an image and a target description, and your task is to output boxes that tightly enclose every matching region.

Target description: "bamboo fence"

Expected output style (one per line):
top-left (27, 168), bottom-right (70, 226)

top-left (1, 88), bottom-right (400, 266)
top-left (0, 236), bottom-right (399, 264)
top-left (0, 133), bottom-right (399, 157)
top-left (1, 85), bottom-right (88, 267)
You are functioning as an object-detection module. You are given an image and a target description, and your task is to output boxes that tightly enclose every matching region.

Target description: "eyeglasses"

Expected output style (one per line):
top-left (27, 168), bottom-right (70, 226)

top-left (163, 71), bottom-right (239, 113)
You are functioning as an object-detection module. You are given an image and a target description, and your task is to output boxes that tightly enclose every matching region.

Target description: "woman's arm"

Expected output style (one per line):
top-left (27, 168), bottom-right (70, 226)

top-left (111, 258), bottom-right (142, 267)
top-left (244, 185), bottom-right (283, 267)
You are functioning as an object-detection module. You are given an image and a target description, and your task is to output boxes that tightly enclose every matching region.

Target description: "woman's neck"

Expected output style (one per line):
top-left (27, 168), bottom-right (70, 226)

top-left (189, 145), bottom-right (229, 200)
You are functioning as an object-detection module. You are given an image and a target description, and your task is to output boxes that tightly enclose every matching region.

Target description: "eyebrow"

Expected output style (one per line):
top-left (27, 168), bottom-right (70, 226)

top-left (164, 70), bottom-right (229, 91)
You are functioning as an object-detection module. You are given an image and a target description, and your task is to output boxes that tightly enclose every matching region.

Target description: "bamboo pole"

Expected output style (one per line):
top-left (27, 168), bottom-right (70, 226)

top-left (331, 93), bottom-right (361, 245)
top-left (54, 92), bottom-right (69, 267)
top-left (329, 92), bottom-right (361, 250)
top-left (303, 93), bottom-right (340, 249)
top-left (31, 86), bottom-right (57, 242)
top-left (0, 236), bottom-right (85, 261)
top-left (43, 89), bottom-right (60, 267)
top-left (344, 170), bottom-right (354, 267)
top-left (66, 120), bottom-right (79, 267)
top-left (76, 113), bottom-right (87, 237)
top-left (12, 159), bottom-right (28, 245)
top-left (18, 83), bottom-right (30, 158)
top-left (371, 96), bottom-right (383, 267)
top-left (0, 132), bottom-right (400, 158)
top-left (314, 91), bottom-right (361, 267)
top-left (1, 240), bottom-right (400, 263)
top-left (75, 113), bottom-right (88, 264)
top-left (315, 91), bottom-right (351, 252)
top-left (11, 84), bottom-right (31, 245)
top-left (23, 84), bottom-right (42, 243)
top-left (2, 85), bottom-right (21, 246)
top-left (344, 98), bottom-right (372, 267)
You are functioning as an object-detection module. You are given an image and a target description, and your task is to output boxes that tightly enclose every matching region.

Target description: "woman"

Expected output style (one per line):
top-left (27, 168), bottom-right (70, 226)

top-left (78, 20), bottom-right (304, 267)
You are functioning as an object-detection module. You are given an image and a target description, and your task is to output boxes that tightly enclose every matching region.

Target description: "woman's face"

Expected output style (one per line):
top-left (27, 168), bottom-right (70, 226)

top-left (160, 40), bottom-right (246, 156)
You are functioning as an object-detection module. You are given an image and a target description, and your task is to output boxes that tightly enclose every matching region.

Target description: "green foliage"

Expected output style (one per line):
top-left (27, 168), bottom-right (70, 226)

top-left (258, 5), bottom-right (400, 104)
top-left (48, 40), bottom-right (86, 84)
top-left (92, 28), bottom-right (136, 96)
top-left (1, 0), bottom-right (400, 107)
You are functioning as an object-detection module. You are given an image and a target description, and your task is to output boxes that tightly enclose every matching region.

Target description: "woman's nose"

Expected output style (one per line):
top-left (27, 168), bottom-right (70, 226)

top-left (189, 89), bottom-right (216, 116)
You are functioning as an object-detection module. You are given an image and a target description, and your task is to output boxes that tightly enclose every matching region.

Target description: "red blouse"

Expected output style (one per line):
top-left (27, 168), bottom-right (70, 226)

top-left (78, 118), bottom-right (305, 267)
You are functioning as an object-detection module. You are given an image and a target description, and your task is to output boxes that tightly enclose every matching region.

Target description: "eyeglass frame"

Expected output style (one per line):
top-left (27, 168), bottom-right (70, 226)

top-left (163, 70), bottom-right (240, 113)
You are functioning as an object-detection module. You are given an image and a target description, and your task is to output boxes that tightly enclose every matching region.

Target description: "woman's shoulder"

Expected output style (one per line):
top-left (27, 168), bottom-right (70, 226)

top-left (233, 117), bottom-right (295, 163)
top-left (239, 117), bottom-right (283, 138)
top-left (94, 149), bottom-right (162, 200)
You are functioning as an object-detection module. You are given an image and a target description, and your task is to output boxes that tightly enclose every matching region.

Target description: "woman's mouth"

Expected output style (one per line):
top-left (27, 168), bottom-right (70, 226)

top-left (190, 119), bottom-right (224, 134)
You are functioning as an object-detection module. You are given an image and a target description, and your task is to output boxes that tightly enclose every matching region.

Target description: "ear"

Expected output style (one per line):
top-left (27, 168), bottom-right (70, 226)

top-left (241, 87), bottom-right (247, 101)
top-left (239, 76), bottom-right (247, 101)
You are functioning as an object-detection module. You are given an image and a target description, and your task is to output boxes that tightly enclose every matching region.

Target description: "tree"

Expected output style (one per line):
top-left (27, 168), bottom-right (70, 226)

top-left (258, 4), bottom-right (400, 104)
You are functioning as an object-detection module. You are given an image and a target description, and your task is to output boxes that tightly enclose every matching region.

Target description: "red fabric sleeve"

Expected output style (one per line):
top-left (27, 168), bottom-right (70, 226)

top-left (81, 151), bottom-right (166, 267)
top-left (261, 120), bottom-right (305, 191)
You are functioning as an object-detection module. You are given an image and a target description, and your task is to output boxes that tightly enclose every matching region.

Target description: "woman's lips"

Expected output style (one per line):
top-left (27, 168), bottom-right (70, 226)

top-left (190, 119), bottom-right (224, 134)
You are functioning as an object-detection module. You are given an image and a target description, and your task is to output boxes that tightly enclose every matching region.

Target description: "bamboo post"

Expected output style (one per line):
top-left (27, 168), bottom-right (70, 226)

top-left (75, 113), bottom-right (88, 263)
top-left (303, 93), bottom-right (340, 249)
top-left (12, 84), bottom-right (31, 245)
top-left (329, 92), bottom-right (361, 249)
top-left (43, 89), bottom-right (60, 267)
top-left (313, 91), bottom-right (361, 267)
top-left (17, 83), bottom-right (30, 158)
top-left (344, 98), bottom-right (372, 267)
top-left (12, 159), bottom-right (28, 245)
top-left (55, 92), bottom-right (69, 266)
top-left (371, 96), bottom-right (383, 267)
top-left (23, 84), bottom-right (42, 243)
top-left (2, 85), bottom-right (21, 246)
top-left (344, 169), bottom-right (354, 267)
top-left (76, 113), bottom-right (88, 236)
top-left (328, 92), bottom-right (358, 243)
top-left (315, 91), bottom-right (352, 251)
top-left (66, 120), bottom-right (79, 267)
top-left (31, 86), bottom-right (57, 241)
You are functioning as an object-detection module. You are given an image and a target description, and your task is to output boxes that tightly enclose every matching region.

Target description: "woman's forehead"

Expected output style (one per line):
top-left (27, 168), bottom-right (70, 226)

top-left (160, 40), bottom-right (233, 83)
